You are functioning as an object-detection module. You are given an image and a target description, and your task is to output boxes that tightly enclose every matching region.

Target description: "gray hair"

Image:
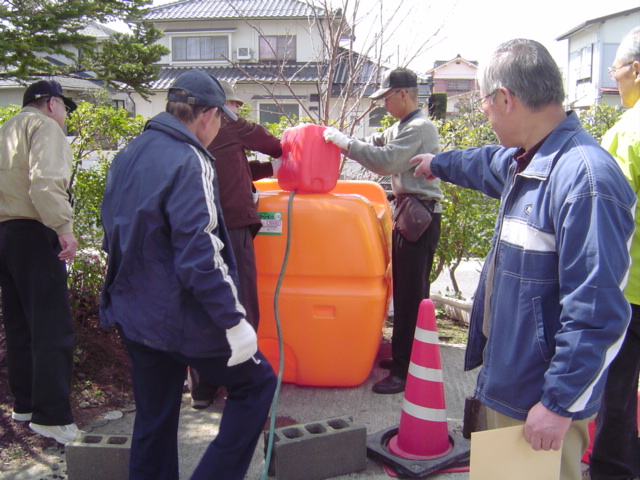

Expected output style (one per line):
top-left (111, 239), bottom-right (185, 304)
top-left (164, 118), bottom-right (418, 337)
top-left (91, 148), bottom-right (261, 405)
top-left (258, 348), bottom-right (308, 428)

top-left (405, 86), bottom-right (419, 103)
top-left (616, 27), bottom-right (640, 65)
top-left (478, 39), bottom-right (565, 111)
top-left (166, 90), bottom-right (219, 124)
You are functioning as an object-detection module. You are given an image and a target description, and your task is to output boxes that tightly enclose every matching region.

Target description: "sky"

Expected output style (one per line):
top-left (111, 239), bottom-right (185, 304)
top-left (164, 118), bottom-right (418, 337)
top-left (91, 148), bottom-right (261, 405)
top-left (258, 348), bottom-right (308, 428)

top-left (146, 0), bottom-right (639, 72)
top-left (340, 0), bottom-right (639, 72)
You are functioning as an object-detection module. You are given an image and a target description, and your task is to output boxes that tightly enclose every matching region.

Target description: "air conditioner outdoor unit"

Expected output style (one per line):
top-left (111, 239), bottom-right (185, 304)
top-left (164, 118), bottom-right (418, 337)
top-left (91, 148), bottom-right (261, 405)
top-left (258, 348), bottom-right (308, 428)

top-left (237, 47), bottom-right (252, 60)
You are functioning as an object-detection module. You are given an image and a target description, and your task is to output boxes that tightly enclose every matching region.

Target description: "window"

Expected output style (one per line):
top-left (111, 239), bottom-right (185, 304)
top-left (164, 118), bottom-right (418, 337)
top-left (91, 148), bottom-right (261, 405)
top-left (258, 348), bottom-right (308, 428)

top-left (259, 36), bottom-right (296, 61)
top-left (259, 103), bottom-right (299, 125)
top-left (446, 80), bottom-right (471, 92)
top-left (368, 107), bottom-right (387, 127)
top-left (173, 36), bottom-right (229, 61)
top-left (578, 44), bottom-right (592, 81)
top-left (570, 45), bottom-right (593, 82)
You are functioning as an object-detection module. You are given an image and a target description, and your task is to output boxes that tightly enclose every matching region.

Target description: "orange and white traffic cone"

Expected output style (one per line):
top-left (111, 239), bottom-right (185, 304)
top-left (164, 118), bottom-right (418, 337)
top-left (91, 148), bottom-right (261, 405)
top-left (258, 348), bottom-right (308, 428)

top-left (367, 299), bottom-right (470, 478)
top-left (388, 298), bottom-right (451, 458)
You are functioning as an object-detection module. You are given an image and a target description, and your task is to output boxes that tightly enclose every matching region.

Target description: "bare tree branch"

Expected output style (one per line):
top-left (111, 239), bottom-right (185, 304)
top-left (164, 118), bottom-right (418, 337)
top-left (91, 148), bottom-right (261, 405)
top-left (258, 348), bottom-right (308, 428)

top-left (221, 0), bottom-right (442, 139)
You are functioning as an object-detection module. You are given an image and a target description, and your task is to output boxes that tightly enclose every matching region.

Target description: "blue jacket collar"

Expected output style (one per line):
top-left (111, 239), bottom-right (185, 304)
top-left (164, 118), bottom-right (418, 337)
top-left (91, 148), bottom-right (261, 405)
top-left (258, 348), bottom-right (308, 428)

top-left (145, 112), bottom-right (214, 161)
top-left (518, 111), bottom-right (581, 181)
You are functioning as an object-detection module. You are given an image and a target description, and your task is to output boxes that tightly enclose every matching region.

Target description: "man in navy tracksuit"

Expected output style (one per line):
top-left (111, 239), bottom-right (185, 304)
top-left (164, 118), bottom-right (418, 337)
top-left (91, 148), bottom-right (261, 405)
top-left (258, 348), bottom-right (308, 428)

top-left (100, 69), bottom-right (276, 480)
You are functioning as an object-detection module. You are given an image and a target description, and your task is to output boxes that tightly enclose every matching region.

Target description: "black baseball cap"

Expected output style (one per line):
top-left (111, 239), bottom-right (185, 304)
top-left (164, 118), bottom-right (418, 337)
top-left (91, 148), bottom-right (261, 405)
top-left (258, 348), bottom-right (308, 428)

top-left (370, 68), bottom-right (418, 100)
top-left (23, 80), bottom-right (77, 112)
top-left (167, 69), bottom-right (237, 120)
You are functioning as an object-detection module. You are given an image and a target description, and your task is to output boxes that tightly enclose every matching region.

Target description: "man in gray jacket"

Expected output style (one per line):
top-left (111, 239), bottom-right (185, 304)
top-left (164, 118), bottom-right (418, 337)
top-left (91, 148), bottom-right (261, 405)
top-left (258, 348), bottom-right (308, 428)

top-left (324, 67), bottom-right (443, 394)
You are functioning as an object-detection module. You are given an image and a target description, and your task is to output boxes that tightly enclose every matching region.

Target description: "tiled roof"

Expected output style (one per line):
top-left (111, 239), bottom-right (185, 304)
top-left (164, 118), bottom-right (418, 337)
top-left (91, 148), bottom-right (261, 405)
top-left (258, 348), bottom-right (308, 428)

top-left (556, 6), bottom-right (640, 40)
top-left (150, 62), bottom-right (432, 99)
top-left (143, 0), bottom-right (330, 21)
top-left (80, 21), bottom-right (119, 39)
top-left (331, 49), bottom-right (380, 85)
top-left (429, 55), bottom-right (478, 72)
top-left (149, 63), bottom-right (327, 90)
top-left (0, 75), bottom-right (104, 92)
top-left (149, 49), bottom-right (389, 91)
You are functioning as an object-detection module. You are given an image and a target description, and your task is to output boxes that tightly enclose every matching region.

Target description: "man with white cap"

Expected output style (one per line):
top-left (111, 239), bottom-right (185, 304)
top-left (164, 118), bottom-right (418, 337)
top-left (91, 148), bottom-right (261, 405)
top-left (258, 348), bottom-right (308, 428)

top-left (100, 69), bottom-right (277, 480)
top-left (323, 67), bottom-right (443, 394)
top-left (208, 81), bottom-right (282, 324)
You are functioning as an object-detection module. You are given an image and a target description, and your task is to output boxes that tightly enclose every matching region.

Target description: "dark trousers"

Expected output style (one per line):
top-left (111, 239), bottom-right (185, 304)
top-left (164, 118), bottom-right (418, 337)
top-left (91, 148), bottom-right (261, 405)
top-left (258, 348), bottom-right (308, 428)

top-left (120, 330), bottom-right (276, 480)
top-left (189, 224), bottom-right (260, 401)
top-left (590, 303), bottom-right (640, 480)
top-left (0, 219), bottom-right (74, 425)
top-left (390, 212), bottom-right (441, 379)
top-left (227, 225), bottom-right (260, 330)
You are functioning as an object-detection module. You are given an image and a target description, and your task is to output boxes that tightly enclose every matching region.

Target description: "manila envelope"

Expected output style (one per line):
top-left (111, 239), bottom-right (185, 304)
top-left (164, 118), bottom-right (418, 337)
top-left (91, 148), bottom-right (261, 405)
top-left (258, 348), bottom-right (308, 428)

top-left (470, 425), bottom-right (562, 480)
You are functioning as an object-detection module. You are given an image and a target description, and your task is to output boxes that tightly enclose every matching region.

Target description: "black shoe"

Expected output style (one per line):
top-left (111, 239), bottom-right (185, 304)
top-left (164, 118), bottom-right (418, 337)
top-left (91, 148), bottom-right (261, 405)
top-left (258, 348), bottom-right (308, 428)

top-left (372, 375), bottom-right (406, 394)
top-left (190, 387), bottom-right (219, 409)
top-left (378, 358), bottom-right (393, 370)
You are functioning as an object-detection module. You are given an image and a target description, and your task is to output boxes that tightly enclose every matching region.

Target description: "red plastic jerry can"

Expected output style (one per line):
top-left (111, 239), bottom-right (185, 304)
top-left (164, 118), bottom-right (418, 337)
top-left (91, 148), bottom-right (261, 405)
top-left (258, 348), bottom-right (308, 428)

top-left (278, 124), bottom-right (341, 193)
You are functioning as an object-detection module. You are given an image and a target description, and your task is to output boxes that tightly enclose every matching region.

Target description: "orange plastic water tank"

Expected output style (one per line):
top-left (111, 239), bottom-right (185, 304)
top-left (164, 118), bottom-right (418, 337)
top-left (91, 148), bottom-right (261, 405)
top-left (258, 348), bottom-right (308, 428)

top-left (253, 180), bottom-right (392, 386)
top-left (257, 179), bottom-right (393, 262)
top-left (329, 180), bottom-right (393, 261)
top-left (278, 124), bottom-right (341, 193)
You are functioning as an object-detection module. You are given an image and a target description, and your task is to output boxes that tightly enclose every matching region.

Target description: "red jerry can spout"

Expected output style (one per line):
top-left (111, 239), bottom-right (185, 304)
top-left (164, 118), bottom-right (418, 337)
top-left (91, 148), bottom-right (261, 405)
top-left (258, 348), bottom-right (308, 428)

top-left (278, 124), bottom-right (341, 194)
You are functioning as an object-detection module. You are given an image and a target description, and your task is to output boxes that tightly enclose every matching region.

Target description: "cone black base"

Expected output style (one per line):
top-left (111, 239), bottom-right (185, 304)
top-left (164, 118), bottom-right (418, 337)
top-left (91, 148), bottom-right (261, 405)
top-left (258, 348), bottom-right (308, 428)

top-left (366, 426), bottom-right (470, 478)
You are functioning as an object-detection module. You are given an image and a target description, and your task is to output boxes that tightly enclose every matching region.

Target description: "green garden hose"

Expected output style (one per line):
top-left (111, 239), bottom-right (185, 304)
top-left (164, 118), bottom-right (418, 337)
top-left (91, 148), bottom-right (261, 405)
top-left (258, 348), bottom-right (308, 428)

top-left (261, 189), bottom-right (295, 480)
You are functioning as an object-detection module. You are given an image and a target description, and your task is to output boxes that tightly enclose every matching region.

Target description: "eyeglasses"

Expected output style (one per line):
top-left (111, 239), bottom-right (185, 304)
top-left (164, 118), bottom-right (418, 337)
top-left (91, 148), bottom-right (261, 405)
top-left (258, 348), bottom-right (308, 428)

top-left (380, 89), bottom-right (402, 103)
top-left (52, 96), bottom-right (71, 113)
top-left (608, 62), bottom-right (633, 80)
top-left (475, 90), bottom-right (498, 112)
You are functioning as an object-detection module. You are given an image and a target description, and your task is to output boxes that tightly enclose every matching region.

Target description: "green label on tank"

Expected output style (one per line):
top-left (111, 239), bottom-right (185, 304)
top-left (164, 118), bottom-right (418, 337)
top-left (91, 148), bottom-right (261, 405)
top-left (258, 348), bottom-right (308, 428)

top-left (258, 211), bottom-right (283, 235)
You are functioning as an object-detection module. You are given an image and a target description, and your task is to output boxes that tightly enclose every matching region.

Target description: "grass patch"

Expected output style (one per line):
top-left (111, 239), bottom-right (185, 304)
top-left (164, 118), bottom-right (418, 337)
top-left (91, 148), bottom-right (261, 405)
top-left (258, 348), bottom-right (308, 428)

top-left (436, 315), bottom-right (468, 345)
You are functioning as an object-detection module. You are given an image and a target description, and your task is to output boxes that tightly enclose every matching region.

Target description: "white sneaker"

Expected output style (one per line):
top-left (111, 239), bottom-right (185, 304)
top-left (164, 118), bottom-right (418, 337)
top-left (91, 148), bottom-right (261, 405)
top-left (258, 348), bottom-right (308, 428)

top-left (191, 398), bottom-right (212, 409)
top-left (29, 422), bottom-right (81, 445)
top-left (11, 411), bottom-right (32, 422)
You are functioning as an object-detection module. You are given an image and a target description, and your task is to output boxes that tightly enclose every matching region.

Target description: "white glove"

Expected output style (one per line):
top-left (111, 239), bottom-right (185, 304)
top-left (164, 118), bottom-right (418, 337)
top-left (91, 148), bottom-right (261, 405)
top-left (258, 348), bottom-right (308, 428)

top-left (271, 158), bottom-right (282, 177)
top-left (226, 319), bottom-right (258, 366)
top-left (323, 127), bottom-right (352, 150)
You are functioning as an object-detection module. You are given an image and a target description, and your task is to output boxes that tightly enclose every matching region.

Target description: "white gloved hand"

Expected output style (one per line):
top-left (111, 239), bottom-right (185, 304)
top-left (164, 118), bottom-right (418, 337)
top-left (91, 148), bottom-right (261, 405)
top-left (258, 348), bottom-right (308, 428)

top-left (226, 319), bottom-right (258, 366)
top-left (323, 127), bottom-right (352, 150)
top-left (271, 158), bottom-right (282, 177)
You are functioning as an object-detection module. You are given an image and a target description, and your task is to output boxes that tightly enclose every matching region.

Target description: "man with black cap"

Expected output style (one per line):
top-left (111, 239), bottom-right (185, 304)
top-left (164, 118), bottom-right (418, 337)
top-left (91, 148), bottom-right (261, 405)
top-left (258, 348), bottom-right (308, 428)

top-left (0, 80), bottom-right (80, 444)
top-left (100, 69), bottom-right (277, 480)
top-left (323, 67), bottom-right (443, 394)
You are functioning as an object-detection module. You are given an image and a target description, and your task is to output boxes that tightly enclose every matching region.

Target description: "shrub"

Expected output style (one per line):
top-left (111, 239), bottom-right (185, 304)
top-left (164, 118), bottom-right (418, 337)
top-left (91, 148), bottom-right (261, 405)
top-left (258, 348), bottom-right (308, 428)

top-left (66, 102), bottom-right (145, 314)
top-left (0, 100), bottom-right (146, 317)
top-left (578, 104), bottom-right (624, 143)
top-left (432, 109), bottom-right (500, 293)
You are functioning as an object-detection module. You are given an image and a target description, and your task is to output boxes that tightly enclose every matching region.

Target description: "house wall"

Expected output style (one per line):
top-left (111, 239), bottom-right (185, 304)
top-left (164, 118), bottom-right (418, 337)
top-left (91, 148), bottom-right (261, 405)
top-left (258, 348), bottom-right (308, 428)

top-left (565, 10), bottom-right (640, 108)
top-left (428, 59), bottom-right (478, 115)
top-left (0, 89), bottom-right (25, 108)
top-left (0, 83), bottom-right (123, 111)
top-left (153, 17), bottom-right (324, 65)
top-left (132, 83), bottom-right (377, 141)
top-left (433, 62), bottom-right (477, 79)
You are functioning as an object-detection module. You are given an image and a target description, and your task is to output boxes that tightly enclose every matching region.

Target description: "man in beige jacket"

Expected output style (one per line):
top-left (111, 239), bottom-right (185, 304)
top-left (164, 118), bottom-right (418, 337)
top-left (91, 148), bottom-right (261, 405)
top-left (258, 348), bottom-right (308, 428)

top-left (0, 80), bottom-right (80, 444)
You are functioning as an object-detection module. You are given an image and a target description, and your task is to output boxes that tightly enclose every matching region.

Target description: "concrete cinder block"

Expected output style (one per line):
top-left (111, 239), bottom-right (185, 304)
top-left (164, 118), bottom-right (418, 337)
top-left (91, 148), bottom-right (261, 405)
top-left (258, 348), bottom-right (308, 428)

top-left (65, 433), bottom-right (131, 480)
top-left (264, 415), bottom-right (366, 480)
